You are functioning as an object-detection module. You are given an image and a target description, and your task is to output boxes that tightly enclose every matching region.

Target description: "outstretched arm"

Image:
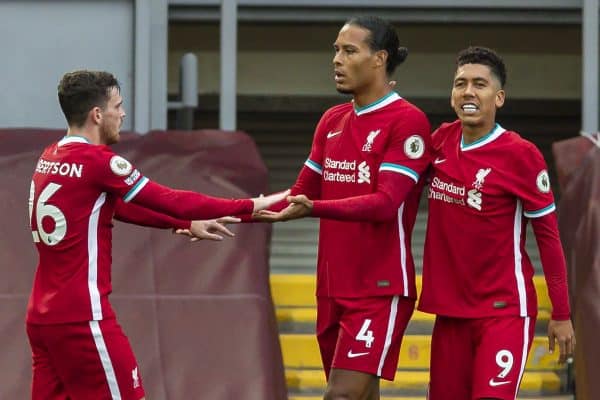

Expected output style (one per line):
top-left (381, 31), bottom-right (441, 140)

top-left (257, 111), bottom-right (432, 222)
top-left (114, 198), bottom-right (190, 229)
top-left (115, 199), bottom-right (241, 241)
top-left (93, 149), bottom-right (288, 222)
top-left (130, 180), bottom-right (288, 219)
top-left (258, 172), bottom-right (417, 222)
top-left (531, 212), bottom-right (575, 364)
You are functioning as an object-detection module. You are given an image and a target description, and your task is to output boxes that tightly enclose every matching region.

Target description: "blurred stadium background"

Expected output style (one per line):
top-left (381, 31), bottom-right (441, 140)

top-left (1, 1), bottom-right (598, 399)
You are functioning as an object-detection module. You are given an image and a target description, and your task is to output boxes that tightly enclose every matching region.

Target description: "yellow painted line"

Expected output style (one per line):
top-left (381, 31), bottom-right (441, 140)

top-left (280, 334), bottom-right (565, 371)
top-left (271, 274), bottom-right (553, 311)
top-left (286, 369), bottom-right (560, 392)
top-left (270, 274), bottom-right (315, 307)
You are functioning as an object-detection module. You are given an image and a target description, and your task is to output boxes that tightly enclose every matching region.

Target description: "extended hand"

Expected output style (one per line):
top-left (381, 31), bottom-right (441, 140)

top-left (174, 216), bottom-right (241, 241)
top-left (251, 189), bottom-right (291, 212)
top-left (253, 194), bottom-right (313, 222)
top-left (547, 319), bottom-right (575, 364)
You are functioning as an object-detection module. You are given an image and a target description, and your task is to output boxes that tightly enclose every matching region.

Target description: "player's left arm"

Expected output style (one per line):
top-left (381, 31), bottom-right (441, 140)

top-left (516, 142), bottom-right (575, 363)
top-left (114, 199), bottom-right (240, 241)
top-left (306, 111), bottom-right (432, 222)
top-left (114, 198), bottom-right (191, 229)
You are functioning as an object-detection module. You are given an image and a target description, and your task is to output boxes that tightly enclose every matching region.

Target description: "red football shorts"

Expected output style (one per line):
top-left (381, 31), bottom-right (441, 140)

top-left (27, 319), bottom-right (145, 400)
top-left (316, 295), bottom-right (415, 381)
top-left (428, 315), bottom-right (536, 400)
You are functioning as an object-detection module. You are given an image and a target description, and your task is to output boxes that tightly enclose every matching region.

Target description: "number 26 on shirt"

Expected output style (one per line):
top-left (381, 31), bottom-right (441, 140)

top-left (29, 181), bottom-right (67, 246)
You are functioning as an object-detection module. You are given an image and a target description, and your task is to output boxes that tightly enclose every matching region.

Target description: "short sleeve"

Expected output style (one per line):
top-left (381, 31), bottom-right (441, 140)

top-left (512, 141), bottom-right (556, 218)
top-left (91, 148), bottom-right (148, 202)
top-left (379, 109), bottom-right (432, 183)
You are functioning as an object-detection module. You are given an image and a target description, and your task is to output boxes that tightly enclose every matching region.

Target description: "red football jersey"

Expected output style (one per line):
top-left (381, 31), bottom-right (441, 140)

top-left (27, 136), bottom-right (253, 324)
top-left (418, 120), bottom-right (560, 318)
top-left (27, 136), bottom-right (150, 324)
top-left (304, 92), bottom-right (431, 298)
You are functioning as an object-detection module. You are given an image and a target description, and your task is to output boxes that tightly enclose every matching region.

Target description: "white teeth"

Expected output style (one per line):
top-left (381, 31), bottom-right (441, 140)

top-left (462, 104), bottom-right (478, 114)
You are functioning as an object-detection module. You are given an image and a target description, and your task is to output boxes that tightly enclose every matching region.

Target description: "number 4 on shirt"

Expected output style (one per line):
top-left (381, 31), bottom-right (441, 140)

top-left (355, 319), bottom-right (375, 348)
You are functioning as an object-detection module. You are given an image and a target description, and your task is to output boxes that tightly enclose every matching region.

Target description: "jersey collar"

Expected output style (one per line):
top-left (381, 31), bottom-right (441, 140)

top-left (353, 91), bottom-right (401, 116)
top-left (460, 123), bottom-right (506, 151)
top-left (58, 135), bottom-right (92, 147)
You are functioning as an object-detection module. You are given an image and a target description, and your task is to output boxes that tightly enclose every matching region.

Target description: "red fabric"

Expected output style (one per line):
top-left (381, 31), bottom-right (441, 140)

top-left (27, 319), bottom-right (145, 400)
top-left (301, 94), bottom-right (432, 298)
top-left (114, 199), bottom-right (190, 230)
top-left (27, 137), bottom-right (254, 325)
top-left (290, 157), bottom-right (323, 201)
top-left (134, 180), bottom-right (253, 219)
top-left (0, 128), bottom-right (286, 400)
top-left (530, 213), bottom-right (571, 320)
top-left (317, 296), bottom-right (414, 381)
top-left (429, 315), bottom-right (535, 400)
top-left (419, 121), bottom-right (567, 319)
top-left (311, 173), bottom-right (416, 221)
top-left (27, 138), bottom-right (132, 324)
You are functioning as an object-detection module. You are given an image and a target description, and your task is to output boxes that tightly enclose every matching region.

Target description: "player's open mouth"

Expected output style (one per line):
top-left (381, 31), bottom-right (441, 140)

top-left (461, 103), bottom-right (478, 114)
top-left (334, 71), bottom-right (345, 83)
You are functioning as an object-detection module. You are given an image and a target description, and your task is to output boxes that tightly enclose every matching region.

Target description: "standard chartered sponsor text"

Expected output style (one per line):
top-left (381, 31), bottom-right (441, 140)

top-left (428, 187), bottom-right (466, 206)
top-left (324, 158), bottom-right (356, 170)
top-left (323, 157), bottom-right (358, 183)
top-left (430, 177), bottom-right (465, 195)
top-left (324, 170), bottom-right (356, 183)
top-left (428, 177), bottom-right (466, 206)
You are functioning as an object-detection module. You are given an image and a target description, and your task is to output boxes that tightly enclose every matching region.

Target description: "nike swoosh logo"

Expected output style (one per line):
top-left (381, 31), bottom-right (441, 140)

top-left (327, 130), bottom-right (342, 139)
top-left (347, 350), bottom-right (369, 358)
top-left (488, 378), bottom-right (511, 387)
top-left (434, 158), bottom-right (446, 164)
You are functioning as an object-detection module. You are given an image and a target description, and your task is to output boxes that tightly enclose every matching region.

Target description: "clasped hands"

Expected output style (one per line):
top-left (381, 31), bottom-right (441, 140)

top-left (174, 190), bottom-right (303, 241)
top-left (252, 194), bottom-right (313, 222)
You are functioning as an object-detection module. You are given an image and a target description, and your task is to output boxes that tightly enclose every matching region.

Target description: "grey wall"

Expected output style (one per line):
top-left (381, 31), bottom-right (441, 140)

top-left (168, 22), bottom-right (582, 100)
top-left (0, 0), bottom-right (134, 130)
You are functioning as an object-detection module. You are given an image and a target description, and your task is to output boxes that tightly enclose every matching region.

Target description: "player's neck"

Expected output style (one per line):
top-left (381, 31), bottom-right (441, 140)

top-left (352, 81), bottom-right (393, 109)
top-left (461, 120), bottom-right (497, 144)
top-left (66, 125), bottom-right (101, 145)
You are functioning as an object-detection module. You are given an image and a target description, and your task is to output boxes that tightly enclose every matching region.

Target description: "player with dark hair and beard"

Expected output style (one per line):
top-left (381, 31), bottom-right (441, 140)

top-left (256, 17), bottom-right (431, 400)
top-left (26, 70), bottom-right (288, 400)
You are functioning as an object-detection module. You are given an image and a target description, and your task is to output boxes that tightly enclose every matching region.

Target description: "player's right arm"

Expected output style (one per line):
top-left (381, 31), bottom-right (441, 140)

top-left (92, 149), bottom-right (287, 219)
top-left (511, 141), bottom-right (575, 363)
top-left (307, 110), bottom-right (432, 222)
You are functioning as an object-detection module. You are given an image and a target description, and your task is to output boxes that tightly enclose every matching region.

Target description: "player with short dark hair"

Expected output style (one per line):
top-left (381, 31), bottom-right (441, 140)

top-left (256, 17), bottom-right (431, 400)
top-left (419, 46), bottom-right (575, 400)
top-left (26, 70), bottom-right (287, 400)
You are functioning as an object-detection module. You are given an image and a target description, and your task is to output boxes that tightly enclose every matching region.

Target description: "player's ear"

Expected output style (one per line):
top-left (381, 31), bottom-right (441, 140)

top-left (90, 106), bottom-right (102, 125)
top-left (495, 89), bottom-right (505, 109)
top-left (374, 49), bottom-right (387, 69)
